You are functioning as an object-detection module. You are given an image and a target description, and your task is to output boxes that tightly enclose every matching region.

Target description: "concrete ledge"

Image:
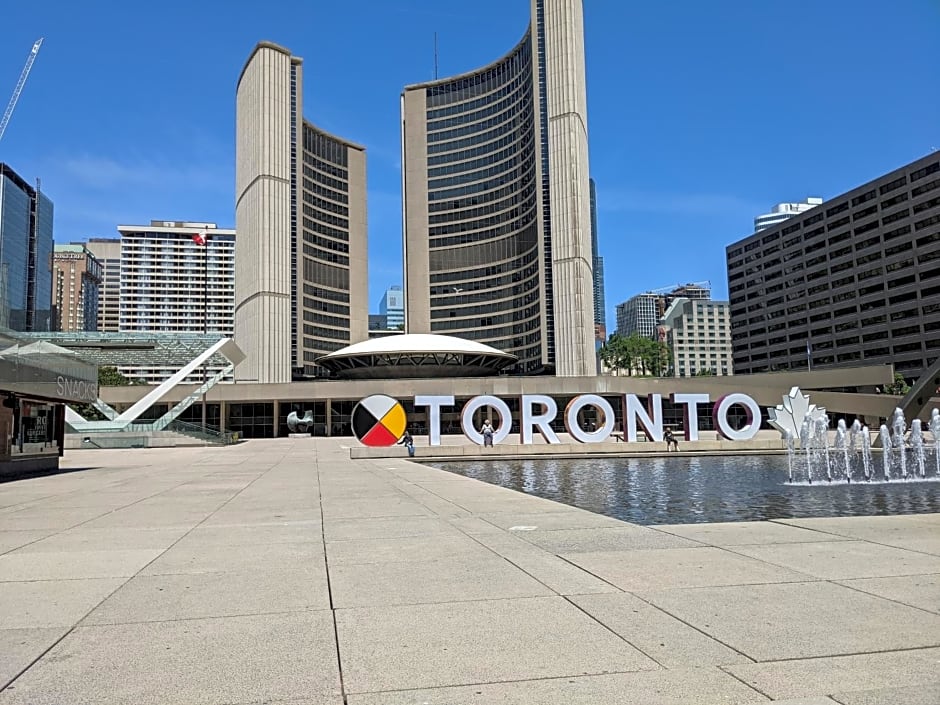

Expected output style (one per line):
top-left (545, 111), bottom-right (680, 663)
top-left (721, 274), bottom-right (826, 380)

top-left (350, 439), bottom-right (788, 460)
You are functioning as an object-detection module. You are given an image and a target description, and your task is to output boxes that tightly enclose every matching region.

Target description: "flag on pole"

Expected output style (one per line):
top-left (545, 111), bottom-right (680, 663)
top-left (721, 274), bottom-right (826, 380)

top-left (192, 232), bottom-right (206, 246)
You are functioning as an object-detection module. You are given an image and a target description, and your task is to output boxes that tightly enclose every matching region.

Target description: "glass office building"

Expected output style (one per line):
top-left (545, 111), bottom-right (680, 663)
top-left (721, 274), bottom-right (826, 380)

top-left (0, 163), bottom-right (53, 332)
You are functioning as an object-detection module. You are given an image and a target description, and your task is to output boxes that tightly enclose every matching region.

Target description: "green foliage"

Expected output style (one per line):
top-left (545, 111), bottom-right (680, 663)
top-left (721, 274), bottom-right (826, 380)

top-left (71, 366), bottom-right (134, 420)
top-left (694, 368), bottom-right (715, 376)
top-left (98, 366), bottom-right (132, 387)
top-left (885, 372), bottom-right (910, 396)
top-left (599, 333), bottom-right (671, 377)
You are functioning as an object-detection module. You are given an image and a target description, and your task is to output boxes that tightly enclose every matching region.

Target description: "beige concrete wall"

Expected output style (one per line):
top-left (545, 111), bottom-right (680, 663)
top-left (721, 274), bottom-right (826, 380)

top-left (98, 364), bottom-right (908, 421)
top-left (539, 0), bottom-right (597, 377)
top-left (401, 89), bottom-right (430, 334)
top-left (234, 43), bottom-right (296, 383)
top-left (347, 144), bottom-right (369, 344)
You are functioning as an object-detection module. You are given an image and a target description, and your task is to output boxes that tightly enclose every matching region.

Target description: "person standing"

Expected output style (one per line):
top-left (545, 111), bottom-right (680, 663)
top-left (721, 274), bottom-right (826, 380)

top-left (481, 419), bottom-right (495, 447)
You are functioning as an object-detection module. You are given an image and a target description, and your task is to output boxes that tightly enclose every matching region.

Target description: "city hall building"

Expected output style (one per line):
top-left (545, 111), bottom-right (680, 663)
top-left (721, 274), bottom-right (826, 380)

top-left (401, 0), bottom-right (597, 378)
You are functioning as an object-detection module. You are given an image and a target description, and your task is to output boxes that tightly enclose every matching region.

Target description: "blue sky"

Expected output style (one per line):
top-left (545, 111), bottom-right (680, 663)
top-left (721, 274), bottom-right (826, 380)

top-left (1, 0), bottom-right (938, 331)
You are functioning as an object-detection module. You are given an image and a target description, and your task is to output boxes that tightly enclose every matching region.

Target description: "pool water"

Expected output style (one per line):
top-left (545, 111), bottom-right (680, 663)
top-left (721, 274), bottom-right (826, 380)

top-left (428, 455), bottom-right (940, 524)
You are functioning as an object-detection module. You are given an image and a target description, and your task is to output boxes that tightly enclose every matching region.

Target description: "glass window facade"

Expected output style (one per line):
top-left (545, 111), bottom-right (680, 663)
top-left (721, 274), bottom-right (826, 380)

top-left (0, 165), bottom-right (53, 332)
top-left (419, 35), bottom-right (545, 373)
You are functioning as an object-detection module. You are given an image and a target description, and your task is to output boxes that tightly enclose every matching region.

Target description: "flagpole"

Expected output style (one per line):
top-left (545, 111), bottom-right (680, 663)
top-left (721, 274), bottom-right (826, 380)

top-left (807, 339), bottom-right (812, 372)
top-left (201, 232), bottom-right (208, 434)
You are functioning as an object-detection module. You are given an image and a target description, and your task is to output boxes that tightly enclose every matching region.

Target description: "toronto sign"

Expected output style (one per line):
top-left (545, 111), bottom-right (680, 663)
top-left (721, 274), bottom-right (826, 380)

top-left (352, 392), bottom-right (764, 447)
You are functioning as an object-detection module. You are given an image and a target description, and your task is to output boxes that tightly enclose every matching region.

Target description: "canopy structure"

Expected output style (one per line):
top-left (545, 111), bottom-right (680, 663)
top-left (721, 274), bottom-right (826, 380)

top-left (316, 334), bottom-right (517, 379)
top-left (0, 330), bottom-right (97, 403)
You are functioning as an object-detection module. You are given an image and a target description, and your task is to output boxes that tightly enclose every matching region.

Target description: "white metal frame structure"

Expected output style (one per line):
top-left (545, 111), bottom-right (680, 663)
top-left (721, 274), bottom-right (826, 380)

top-left (65, 338), bottom-right (244, 433)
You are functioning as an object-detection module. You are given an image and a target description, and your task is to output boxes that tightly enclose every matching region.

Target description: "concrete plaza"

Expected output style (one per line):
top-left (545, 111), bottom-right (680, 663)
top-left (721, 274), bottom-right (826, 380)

top-left (0, 438), bottom-right (938, 704)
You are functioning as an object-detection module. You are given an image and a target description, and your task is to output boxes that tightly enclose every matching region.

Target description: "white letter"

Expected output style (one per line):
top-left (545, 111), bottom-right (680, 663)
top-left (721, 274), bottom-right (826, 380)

top-left (461, 395), bottom-right (512, 445)
top-left (671, 393), bottom-right (710, 441)
top-left (57, 376), bottom-right (65, 397)
top-left (520, 394), bottom-right (560, 444)
top-left (625, 393), bottom-right (664, 442)
top-left (713, 393), bottom-right (761, 441)
top-left (565, 395), bottom-right (615, 443)
top-left (414, 395), bottom-right (454, 447)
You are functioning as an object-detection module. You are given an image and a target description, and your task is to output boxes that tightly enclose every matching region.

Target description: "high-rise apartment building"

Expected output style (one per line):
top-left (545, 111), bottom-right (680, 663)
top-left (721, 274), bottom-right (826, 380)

top-left (401, 0), bottom-right (596, 377)
top-left (660, 298), bottom-right (733, 377)
top-left (615, 283), bottom-right (711, 339)
top-left (85, 238), bottom-right (121, 332)
top-left (754, 197), bottom-right (823, 233)
top-left (380, 285), bottom-right (405, 329)
top-left (51, 244), bottom-right (102, 332)
top-left (116, 221), bottom-right (235, 334)
top-left (235, 41), bottom-right (368, 383)
top-left (727, 153), bottom-right (939, 379)
top-left (590, 178), bottom-right (606, 339)
top-left (0, 163), bottom-right (53, 332)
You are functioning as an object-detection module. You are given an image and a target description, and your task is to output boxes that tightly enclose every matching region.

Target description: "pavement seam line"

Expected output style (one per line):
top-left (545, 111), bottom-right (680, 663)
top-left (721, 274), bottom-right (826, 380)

top-left (717, 665), bottom-right (776, 701)
top-left (316, 455), bottom-right (350, 705)
top-left (717, 542), bottom-right (940, 585)
top-left (0, 461), bottom-right (271, 693)
top-left (623, 590), bottom-right (758, 664)
top-left (827, 576), bottom-right (940, 618)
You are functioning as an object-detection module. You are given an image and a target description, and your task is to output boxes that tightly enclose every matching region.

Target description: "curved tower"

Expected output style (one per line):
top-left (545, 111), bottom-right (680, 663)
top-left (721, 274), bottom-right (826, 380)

top-left (401, 0), bottom-right (595, 376)
top-left (236, 42), bottom-right (367, 383)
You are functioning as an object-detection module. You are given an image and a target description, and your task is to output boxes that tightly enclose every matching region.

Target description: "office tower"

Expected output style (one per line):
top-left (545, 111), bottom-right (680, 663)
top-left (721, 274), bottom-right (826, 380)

top-left (85, 238), bottom-right (121, 332)
top-left (590, 178), bottom-right (606, 339)
top-left (380, 285), bottom-right (404, 329)
top-left (0, 163), bottom-right (53, 332)
top-left (754, 197), bottom-right (823, 233)
top-left (727, 153), bottom-right (939, 378)
top-left (113, 221), bottom-right (234, 333)
top-left (615, 283), bottom-right (711, 339)
top-left (401, 0), bottom-right (595, 376)
top-left (660, 298), bottom-right (733, 377)
top-left (235, 41), bottom-right (368, 383)
top-left (51, 244), bottom-right (102, 332)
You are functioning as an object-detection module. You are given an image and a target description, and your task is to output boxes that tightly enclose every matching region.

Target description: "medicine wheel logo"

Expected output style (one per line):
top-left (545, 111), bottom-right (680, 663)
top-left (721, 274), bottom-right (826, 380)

top-left (352, 395), bottom-right (407, 446)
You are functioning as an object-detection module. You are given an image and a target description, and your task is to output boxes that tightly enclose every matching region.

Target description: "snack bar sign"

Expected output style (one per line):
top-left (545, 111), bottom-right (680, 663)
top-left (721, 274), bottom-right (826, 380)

top-left (352, 393), bottom-right (763, 447)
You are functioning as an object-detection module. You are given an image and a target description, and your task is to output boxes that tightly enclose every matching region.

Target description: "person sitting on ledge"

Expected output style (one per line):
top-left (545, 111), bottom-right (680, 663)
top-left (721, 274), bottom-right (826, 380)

top-left (397, 429), bottom-right (415, 457)
top-left (664, 427), bottom-right (679, 452)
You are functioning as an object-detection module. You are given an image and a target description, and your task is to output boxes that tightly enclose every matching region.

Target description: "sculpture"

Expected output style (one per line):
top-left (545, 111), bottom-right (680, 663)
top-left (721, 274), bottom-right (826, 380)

top-left (287, 410), bottom-right (314, 433)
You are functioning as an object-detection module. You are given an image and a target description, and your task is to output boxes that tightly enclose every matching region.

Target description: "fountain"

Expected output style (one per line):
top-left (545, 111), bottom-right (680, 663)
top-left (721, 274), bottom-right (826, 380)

top-left (786, 405), bottom-right (940, 484)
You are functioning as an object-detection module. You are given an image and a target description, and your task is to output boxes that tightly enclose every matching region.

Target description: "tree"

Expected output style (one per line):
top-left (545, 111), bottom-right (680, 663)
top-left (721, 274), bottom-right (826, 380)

top-left (885, 372), bottom-right (910, 396)
top-left (600, 333), bottom-right (671, 377)
top-left (71, 367), bottom-right (134, 419)
top-left (98, 366), bottom-right (133, 387)
top-left (694, 368), bottom-right (715, 377)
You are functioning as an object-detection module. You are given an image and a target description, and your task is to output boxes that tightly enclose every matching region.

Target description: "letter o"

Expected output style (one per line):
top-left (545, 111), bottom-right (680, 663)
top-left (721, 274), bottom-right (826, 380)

top-left (713, 393), bottom-right (762, 441)
top-left (461, 395), bottom-right (512, 445)
top-left (565, 395), bottom-right (615, 443)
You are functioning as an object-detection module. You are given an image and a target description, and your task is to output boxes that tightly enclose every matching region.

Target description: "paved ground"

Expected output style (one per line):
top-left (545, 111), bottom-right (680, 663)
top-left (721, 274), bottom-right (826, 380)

top-left (1, 438), bottom-right (938, 705)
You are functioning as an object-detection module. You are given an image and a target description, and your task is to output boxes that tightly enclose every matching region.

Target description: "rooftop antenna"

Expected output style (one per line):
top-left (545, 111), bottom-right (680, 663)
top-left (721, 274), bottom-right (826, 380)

top-left (434, 32), bottom-right (439, 80)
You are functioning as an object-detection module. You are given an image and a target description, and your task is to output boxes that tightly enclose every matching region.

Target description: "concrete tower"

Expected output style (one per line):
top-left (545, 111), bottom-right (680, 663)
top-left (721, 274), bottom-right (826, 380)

top-left (236, 42), bottom-right (367, 383)
top-left (401, 0), bottom-right (595, 377)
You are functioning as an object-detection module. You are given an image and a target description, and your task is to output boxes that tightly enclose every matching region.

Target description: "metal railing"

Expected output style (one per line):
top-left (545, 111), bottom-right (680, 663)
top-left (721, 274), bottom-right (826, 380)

top-left (166, 419), bottom-right (238, 445)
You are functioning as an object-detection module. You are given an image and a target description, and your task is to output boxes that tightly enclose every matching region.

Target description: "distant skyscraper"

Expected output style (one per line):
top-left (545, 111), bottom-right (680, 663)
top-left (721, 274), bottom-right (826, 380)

top-left (51, 244), bottom-right (102, 332)
top-left (380, 286), bottom-right (404, 329)
top-left (615, 283), bottom-right (711, 340)
top-left (401, 0), bottom-right (596, 377)
top-left (235, 41), bottom-right (368, 382)
top-left (589, 179), bottom-right (606, 336)
top-left (660, 298), bottom-right (733, 377)
top-left (114, 221), bottom-right (235, 334)
top-left (0, 163), bottom-right (53, 332)
top-left (754, 197), bottom-right (823, 232)
top-left (85, 238), bottom-right (121, 332)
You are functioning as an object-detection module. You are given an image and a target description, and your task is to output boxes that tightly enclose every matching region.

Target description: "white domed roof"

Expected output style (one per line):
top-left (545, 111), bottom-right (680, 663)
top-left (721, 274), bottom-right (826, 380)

top-left (320, 333), bottom-right (514, 359)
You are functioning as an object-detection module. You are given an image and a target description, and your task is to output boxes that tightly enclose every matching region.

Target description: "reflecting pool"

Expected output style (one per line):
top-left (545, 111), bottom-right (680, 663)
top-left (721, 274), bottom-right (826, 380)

top-left (428, 455), bottom-right (940, 524)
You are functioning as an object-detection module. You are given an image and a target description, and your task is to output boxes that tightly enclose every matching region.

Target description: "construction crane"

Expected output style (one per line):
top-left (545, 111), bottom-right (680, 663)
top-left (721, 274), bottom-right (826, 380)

top-left (0, 38), bottom-right (43, 144)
